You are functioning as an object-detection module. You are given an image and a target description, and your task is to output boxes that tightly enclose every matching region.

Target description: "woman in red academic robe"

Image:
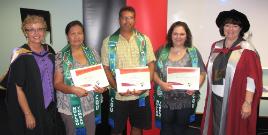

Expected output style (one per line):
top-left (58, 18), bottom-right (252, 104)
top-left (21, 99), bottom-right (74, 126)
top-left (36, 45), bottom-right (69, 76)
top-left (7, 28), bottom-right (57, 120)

top-left (201, 9), bottom-right (262, 135)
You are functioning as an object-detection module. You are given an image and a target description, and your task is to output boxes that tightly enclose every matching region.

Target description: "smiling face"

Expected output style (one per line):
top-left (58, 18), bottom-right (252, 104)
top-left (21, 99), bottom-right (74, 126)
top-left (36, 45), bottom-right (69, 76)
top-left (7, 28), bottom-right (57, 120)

top-left (25, 23), bottom-right (46, 45)
top-left (67, 25), bottom-right (84, 47)
top-left (224, 23), bottom-right (241, 41)
top-left (119, 11), bottom-right (135, 32)
top-left (172, 26), bottom-right (187, 47)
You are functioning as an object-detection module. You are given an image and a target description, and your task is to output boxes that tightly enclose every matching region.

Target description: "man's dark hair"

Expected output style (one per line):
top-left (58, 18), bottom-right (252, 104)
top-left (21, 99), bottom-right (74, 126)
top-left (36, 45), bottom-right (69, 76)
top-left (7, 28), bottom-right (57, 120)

top-left (119, 6), bottom-right (136, 18)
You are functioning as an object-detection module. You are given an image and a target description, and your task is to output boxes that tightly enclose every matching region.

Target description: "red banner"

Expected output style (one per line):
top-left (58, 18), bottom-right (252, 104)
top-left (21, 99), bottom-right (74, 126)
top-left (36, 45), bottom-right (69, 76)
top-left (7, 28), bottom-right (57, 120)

top-left (127, 0), bottom-right (167, 52)
top-left (127, 0), bottom-right (167, 134)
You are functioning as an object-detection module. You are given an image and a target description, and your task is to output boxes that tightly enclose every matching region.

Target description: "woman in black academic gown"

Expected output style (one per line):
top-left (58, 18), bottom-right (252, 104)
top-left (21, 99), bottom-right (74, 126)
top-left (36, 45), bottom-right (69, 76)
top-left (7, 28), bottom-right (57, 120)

top-left (6, 15), bottom-right (58, 135)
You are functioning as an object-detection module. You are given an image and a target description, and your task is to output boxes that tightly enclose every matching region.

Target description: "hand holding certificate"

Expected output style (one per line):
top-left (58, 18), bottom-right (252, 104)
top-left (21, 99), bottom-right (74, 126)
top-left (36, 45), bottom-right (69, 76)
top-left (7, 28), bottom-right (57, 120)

top-left (167, 67), bottom-right (200, 90)
top-left (115, 66), bottom-right (151, 93)
top-left (70, 64), bottom-right (109, 91)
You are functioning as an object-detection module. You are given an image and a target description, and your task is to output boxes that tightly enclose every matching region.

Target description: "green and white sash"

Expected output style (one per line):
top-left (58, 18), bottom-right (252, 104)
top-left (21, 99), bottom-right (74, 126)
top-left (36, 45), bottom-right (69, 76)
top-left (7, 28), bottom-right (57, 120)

top-left (107, 29), bottom-right (147, 128)
top-left (155, 46), bottom-right (199, 128)
top-left (61, 44), bottom-right (102, 134)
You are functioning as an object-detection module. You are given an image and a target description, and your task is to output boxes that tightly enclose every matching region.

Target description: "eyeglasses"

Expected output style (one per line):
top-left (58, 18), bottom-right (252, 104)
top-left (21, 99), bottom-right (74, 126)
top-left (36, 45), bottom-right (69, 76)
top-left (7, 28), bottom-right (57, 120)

top-left (120, 16), bottom-right (135, 21)
top-left (25, 28), bottom-right (46, 34)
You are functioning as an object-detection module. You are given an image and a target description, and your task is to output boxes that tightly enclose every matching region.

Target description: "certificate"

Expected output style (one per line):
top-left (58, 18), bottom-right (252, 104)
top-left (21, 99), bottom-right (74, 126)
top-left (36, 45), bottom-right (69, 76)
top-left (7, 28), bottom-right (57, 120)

top-left (70, 64), bottom-right (109, 91)
top-left (115, 66), bottom-right (151, 93)
top-left (167, 67), bottom-right (200, 90)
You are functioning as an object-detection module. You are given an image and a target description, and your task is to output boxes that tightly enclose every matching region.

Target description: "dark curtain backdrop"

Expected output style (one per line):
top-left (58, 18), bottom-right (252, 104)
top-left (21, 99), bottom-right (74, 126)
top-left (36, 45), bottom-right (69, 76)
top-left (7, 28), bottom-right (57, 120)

top-left (83, 0), bottom-right (125, 54)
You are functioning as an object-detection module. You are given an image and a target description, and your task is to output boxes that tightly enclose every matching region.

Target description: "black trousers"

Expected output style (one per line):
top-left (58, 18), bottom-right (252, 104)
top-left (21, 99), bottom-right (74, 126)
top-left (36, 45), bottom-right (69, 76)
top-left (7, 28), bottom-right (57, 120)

top-left (160, 108), bottom-right (192, 135)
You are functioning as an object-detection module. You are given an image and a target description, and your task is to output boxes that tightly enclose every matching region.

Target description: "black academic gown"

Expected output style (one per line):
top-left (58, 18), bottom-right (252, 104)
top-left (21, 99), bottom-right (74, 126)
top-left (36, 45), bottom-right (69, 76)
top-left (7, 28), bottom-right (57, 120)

top-left (6, 44), bottom-right (57, 135)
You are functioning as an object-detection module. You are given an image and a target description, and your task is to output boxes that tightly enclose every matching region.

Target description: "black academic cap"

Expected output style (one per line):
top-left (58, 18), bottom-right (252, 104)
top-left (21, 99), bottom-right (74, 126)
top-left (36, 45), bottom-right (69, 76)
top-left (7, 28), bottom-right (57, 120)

top-left (216, 9), bottom-right (250, 33)
top-left (20, 8), bottom-right (52, 44)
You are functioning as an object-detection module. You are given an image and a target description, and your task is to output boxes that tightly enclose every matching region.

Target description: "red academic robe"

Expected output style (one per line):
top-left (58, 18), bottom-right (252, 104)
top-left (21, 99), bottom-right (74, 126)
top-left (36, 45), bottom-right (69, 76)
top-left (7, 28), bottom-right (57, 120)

top-left (201, 40), bottom-right (262, 135)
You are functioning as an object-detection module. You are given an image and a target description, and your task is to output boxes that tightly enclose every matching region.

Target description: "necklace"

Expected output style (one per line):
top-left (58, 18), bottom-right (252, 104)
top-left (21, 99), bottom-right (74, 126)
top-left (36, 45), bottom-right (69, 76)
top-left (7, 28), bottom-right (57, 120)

top-left (171, 47), bottom-right (186, 55)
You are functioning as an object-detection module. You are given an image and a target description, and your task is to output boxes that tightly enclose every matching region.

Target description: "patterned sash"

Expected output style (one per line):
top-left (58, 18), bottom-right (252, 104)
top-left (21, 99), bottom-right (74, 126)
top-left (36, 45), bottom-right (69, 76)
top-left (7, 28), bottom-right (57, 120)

top-left (107, 29), bottom-right (147, 128)
top-left (61, 44), bottom-right (102, 135)
top-left (154, 46), bottom-right (199, 128)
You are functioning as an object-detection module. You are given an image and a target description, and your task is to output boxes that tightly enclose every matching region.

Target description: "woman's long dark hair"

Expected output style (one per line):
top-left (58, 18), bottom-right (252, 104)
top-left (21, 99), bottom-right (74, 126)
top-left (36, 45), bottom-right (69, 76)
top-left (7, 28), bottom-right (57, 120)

top-left (166, 21), bottom-right (192, 48)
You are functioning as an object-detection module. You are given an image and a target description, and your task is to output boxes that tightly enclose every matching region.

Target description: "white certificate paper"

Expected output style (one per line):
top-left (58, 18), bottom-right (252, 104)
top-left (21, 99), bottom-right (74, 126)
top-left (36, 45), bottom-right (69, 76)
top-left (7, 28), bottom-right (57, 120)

top-left (70, 64), bottom-right (109, 91)
top-left (167, 67), bottom-right (200, 90)
top-left (115, 66), bottom-right (151, 93)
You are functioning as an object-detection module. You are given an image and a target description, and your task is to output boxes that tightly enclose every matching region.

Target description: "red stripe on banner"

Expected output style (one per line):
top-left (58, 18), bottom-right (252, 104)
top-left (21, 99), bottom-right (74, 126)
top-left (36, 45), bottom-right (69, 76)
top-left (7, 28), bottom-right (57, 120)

top-left (168, 68), bottom-right (197, 74)
top-left (126, 0), bottom-right (167, 134)
top-left (75, 65), bottom-right (102, 76)
top-left (167, 82), bottom-right (183, 85)
top-left (80, 84), bottom-right (92, 87)
top-left (119, 68), bottom-right (149, 74)
top-left (121, 83), bottom-right (135, 86)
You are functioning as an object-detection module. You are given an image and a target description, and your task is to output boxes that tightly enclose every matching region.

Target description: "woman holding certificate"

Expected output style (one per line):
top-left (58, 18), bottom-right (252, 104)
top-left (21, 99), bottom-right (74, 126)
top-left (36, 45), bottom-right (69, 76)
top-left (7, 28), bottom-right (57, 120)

top-left (201, 10), bottom-right (262, 135)
top-left (154, 21), bottom-right (206, 135)
top-left (54, 20), bottom-right (106, 135)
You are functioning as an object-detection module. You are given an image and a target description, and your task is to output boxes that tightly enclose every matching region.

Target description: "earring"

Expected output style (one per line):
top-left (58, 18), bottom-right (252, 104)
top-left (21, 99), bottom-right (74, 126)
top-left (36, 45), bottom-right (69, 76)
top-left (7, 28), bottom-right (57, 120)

top-left (41, 39), bottom-right (46, 45)
top-left (25, 35), bottom-right (28, 43)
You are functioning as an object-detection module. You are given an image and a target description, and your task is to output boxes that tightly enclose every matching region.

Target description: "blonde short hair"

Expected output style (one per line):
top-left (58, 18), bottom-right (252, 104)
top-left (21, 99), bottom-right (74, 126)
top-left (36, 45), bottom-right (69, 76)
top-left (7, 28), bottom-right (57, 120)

top-left (21, 15), bottom-right (47, 36)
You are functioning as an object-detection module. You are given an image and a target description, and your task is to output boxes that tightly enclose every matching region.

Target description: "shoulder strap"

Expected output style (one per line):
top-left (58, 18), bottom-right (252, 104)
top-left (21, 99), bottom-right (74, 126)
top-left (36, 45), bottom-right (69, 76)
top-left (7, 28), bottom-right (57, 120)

top-left (156, 46), bottom-right (169, 79)
top-left (108, 30), bottom-right (120, 75)
top-left (154, 46), bottom-right (170, 128)
top-left (61, 45), bottom-right (73, 86)
top-left (187, 47), bottom-right (198, 67)
top-left (134, 30), bottom-right (147, 66)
